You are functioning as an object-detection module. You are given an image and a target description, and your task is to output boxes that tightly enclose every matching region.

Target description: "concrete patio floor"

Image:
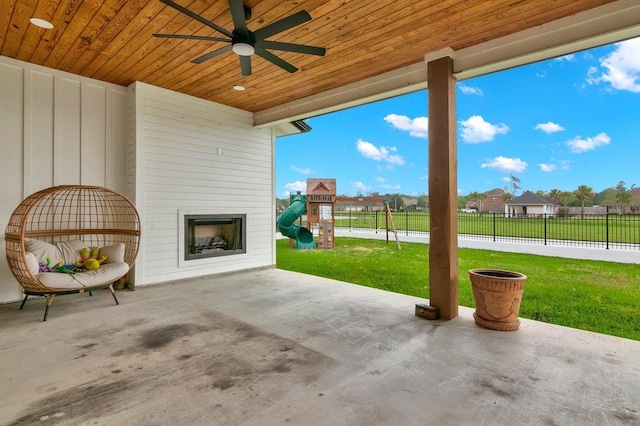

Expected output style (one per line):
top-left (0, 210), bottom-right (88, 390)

top-left (1, 267), bottom-right (638, 425)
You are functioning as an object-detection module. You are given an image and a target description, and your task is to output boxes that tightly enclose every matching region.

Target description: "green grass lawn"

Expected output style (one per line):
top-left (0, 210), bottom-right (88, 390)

top-left (276, 237), bottom-right (640, 341)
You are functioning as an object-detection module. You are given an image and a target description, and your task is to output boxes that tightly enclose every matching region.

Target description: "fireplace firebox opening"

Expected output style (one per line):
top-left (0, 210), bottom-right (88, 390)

top-left (184, 214), bottom-right (246, 260)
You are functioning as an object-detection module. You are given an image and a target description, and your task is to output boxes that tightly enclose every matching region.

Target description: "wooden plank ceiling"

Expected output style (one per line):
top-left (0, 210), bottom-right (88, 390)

top-left (0, 0), bottom-right (617, 114)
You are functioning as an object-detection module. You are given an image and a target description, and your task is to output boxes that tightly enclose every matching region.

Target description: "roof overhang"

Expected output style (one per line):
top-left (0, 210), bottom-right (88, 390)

top-left (255, 0), bottom-right (640, 128)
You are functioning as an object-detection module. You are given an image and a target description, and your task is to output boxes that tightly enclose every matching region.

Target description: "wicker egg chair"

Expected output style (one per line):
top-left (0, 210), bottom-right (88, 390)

top-left (5, 185), bottom-right (141, 321)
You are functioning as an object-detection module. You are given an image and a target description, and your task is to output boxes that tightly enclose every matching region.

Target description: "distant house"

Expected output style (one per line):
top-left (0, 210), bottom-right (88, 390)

top-left (505, 192), bottom-right (556, 217)
top-left (484, 188), bottom-right (508, 213)
top-left (466, 188), bottom-right (507, 213)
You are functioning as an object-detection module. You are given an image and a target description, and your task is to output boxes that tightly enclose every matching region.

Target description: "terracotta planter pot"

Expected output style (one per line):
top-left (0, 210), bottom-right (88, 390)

top-left (469, 269), bottom-right (527, 331)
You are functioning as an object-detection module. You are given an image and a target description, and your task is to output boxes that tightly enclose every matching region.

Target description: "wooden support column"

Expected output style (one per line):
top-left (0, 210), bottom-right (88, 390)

top-left (428, 56), bottom-right (458, 320)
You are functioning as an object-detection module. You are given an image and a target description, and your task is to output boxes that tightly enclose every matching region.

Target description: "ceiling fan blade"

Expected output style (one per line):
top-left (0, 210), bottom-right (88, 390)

top-left (153, 33), bottom-right (230, 43)
top-left (192, 44), bottom-right (233, 64)
top-left (255, 48), bottom-right (298, 73)
top-left (159, 0), bottom-right (234, 39)
top-left (253, 10), bottom-right (311, 40)
top-left (259, 40), bottom-right (325, 56)
top-left (240, 55), bottom-right (252, 76)
top-left (228, 0), bottom-right (249, 38)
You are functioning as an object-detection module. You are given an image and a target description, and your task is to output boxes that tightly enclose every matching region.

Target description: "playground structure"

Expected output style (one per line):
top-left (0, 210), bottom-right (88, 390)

top-left (276, 178), bottom-right (337, 249)
top-left (277, 178), bottom-right (399, 249)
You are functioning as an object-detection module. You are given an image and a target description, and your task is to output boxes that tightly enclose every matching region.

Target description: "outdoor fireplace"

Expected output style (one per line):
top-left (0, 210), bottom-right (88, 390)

top-left (184, 214), bottom-right (246, 260)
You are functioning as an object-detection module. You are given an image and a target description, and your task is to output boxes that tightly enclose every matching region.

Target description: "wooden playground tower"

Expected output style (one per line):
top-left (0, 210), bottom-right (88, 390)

top-left (306, 178), bottom-right (336, 249)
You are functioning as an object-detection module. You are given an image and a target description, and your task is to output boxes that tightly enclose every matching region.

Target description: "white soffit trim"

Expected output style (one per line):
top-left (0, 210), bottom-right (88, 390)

top-left (255, 0), bottom-right (640, 128)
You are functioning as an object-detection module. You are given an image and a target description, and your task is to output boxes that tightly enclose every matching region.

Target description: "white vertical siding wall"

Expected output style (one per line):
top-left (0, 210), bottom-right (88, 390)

top-left (0, 56), bottom-right (127, 303)
top-left (129, 82), bottom-right (275, 286)
top-left (0, 56), bottom-right (277, 303)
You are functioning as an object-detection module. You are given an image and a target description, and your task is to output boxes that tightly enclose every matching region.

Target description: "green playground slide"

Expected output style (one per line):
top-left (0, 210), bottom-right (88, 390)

top-left (277, 194), bottom-right (316, 249)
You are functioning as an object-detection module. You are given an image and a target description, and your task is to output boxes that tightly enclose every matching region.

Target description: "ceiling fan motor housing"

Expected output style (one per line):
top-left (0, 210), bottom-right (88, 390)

top-left (232, 30), bottom-right (256, 55)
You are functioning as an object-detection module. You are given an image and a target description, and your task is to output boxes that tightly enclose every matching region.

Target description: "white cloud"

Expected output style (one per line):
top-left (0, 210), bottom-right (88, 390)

top-left (459, 84), bottom-right (484, 96)
top-left (351, 181), bottom-right (371, 193)
top-left (539, 163), bottom-right (556, 172)
top-left (566, 132), bottom-right (611, 153)
top-left (356, 139), bottom-right (405, 165)
top-left (459, 115), bottom-right (509, 143)
top-left (586, 66), bottom-right (600, 86)
top-left (588, 38), bottom-right (640, 92)
top-left (290, 165), bottom-right (311, 174)
top-left (481, 156), bottom-right (527, 173)
top-left (535, 122), bottom-right (565, 134)
top-left (558, 160), bottom-right (571, 170)
top-left (373, 176), bottom-right (386, 183)
top-left (384, 114), bottom-right (428, 138)
top-left (284, 181), bottom-right (307, 195)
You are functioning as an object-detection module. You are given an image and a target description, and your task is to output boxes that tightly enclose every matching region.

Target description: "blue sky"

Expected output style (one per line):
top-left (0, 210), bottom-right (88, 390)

top-left (275, 37), bottom-right (640, 198)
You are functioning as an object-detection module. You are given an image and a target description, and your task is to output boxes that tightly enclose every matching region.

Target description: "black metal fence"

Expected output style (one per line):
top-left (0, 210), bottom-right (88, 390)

top-left (332, 211), bottom-right (640, 250)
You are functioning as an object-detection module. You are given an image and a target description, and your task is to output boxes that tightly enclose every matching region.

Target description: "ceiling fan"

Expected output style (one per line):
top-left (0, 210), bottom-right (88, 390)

top-left (153, 0), bottom-right (326, 75)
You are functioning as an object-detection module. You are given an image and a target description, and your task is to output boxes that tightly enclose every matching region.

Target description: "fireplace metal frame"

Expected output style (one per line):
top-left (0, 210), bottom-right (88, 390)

top-left (183, 213), bottom-right (246, 261)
